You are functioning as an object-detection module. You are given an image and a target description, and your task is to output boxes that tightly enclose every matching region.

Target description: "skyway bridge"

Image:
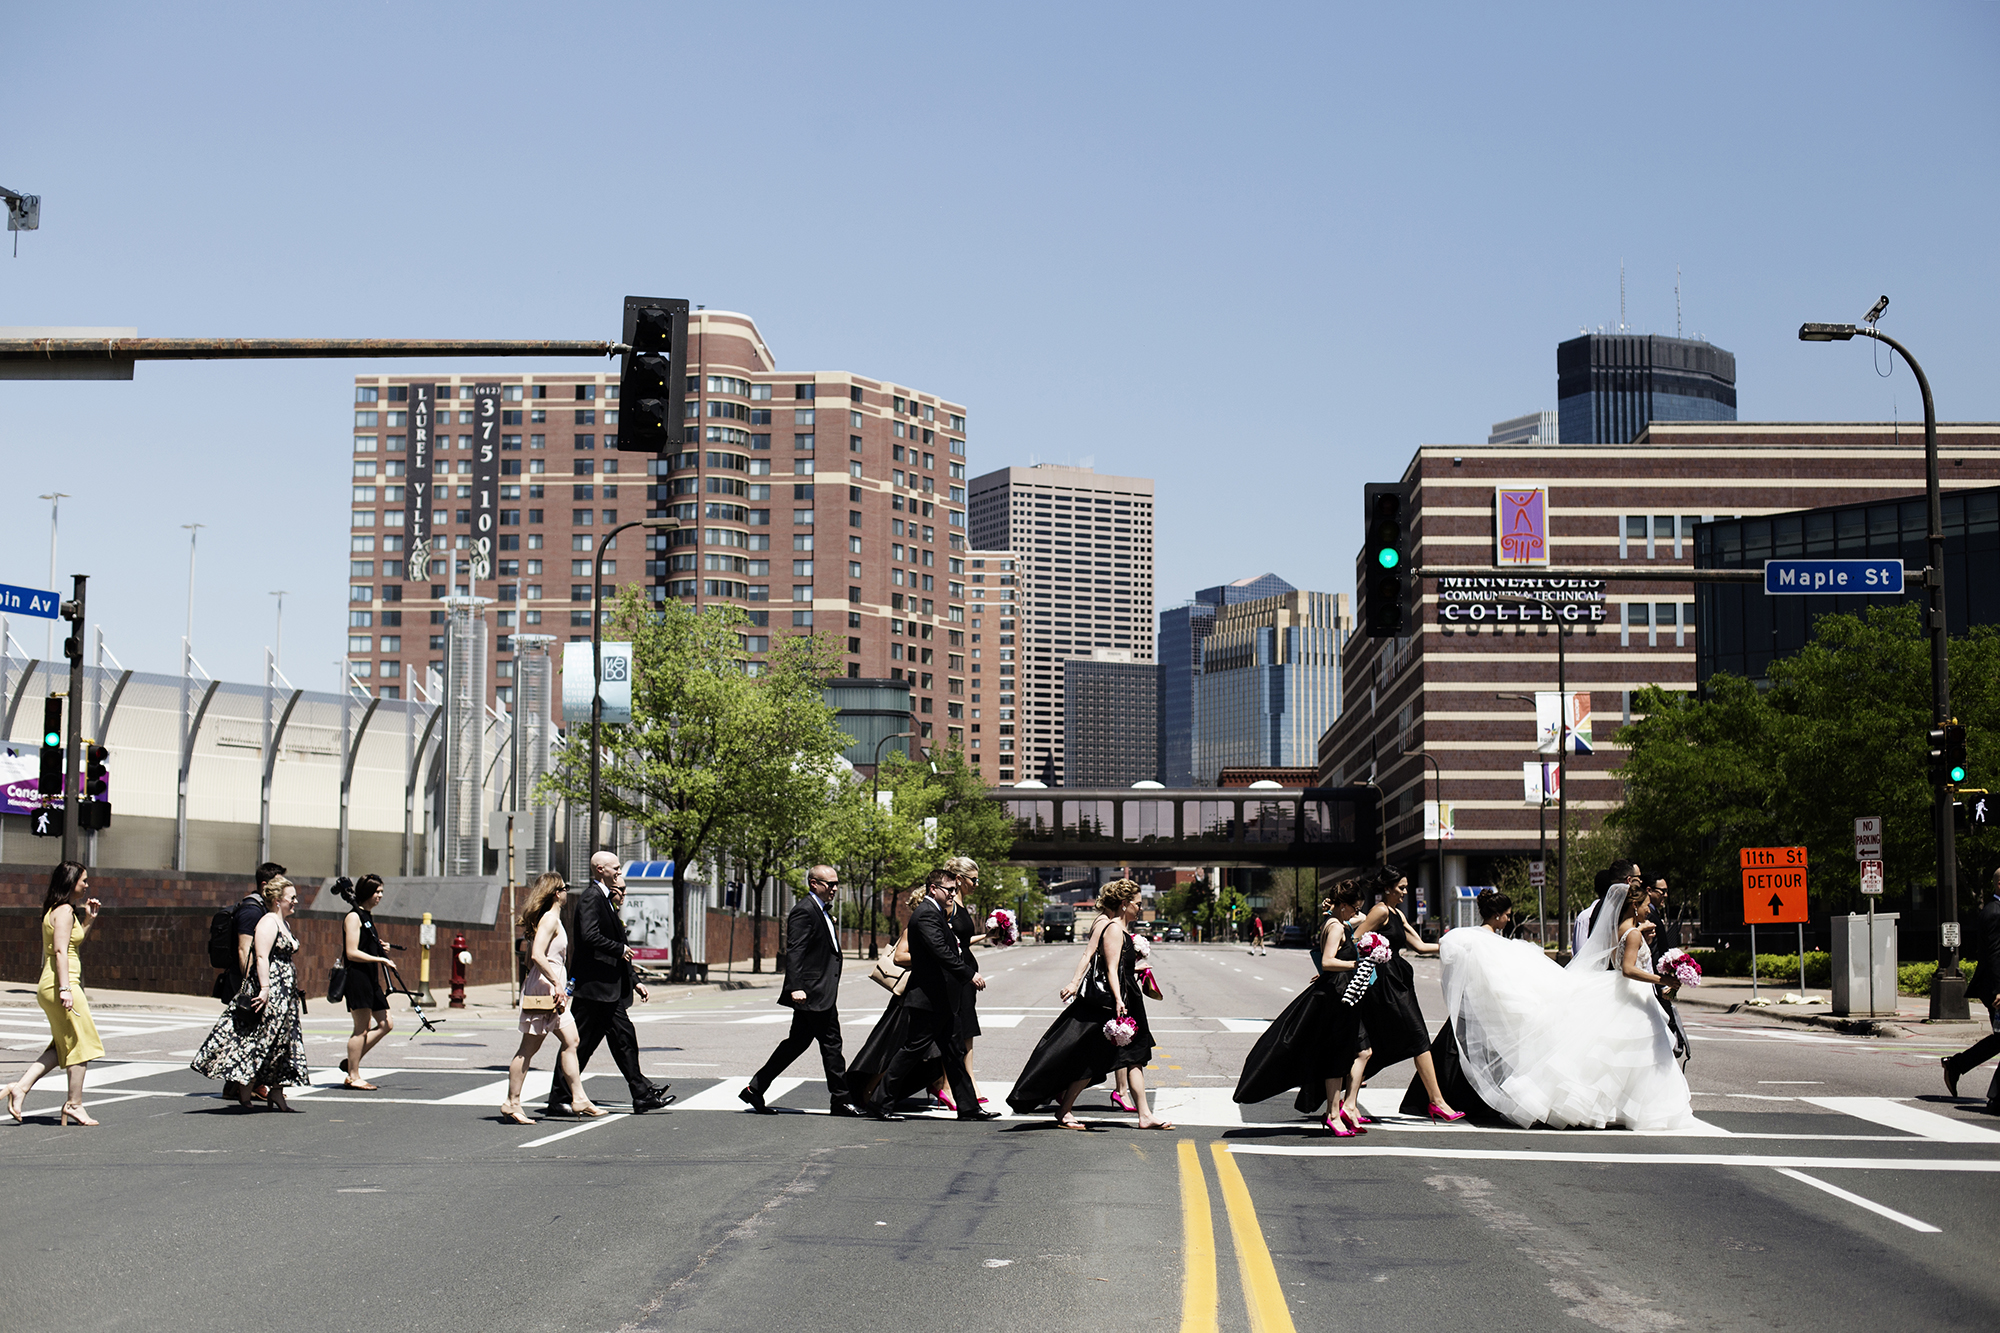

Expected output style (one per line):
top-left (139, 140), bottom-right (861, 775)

top-left (989, 786), bottom-right (1379, 868)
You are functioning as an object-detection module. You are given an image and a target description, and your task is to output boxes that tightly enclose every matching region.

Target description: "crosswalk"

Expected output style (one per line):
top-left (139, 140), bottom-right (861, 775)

top-left (0, 1010), bottom-right (215, 1047)
top-left (20, 1061), bottom-right (1995, 1144)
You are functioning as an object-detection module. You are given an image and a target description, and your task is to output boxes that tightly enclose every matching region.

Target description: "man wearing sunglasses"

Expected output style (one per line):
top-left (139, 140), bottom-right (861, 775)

top-left (863, 868), bottom-right (998, 1122)
top-left (740, 865), bottom-right (862, 1117)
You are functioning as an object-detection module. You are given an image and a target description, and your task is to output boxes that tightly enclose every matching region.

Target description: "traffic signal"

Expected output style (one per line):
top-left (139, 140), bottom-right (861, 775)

top-left (37, 696), bottom-right (62, 794)
top-left (615, 295), bottom-right (690, 454)
top-left (78, 744), bottom-right (110, 830)
top-left (1943, 721), bottom-right (1968, 785)
top-left (1953, 790), bottom-right (1990, 837)
top-left (1362, 482), bottom-right (1414, 637)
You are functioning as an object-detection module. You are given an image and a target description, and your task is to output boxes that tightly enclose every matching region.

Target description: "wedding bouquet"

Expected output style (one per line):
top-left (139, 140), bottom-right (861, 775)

top-left (1103, 1015), bottom-right (1138, 1046)
top-left (984, 909), bottom-right (1019, 947)
top-left (1656, 948), bottom-right (1702, 988)
top-left (1355, 932), bottom-right (1392, 963)
top-left (1132, 932), bottom-right (1152, 959)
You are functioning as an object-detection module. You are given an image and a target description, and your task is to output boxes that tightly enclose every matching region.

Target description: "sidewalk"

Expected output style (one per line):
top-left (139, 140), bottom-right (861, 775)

top-left (1673, 973), bottom-right (1974, 1038)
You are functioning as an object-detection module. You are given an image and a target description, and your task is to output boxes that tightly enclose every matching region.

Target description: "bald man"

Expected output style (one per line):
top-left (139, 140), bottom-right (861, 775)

top-left (546, 852), bottom-right (672, 1115)
top-left (740, 865), bottom-right (860, 1116)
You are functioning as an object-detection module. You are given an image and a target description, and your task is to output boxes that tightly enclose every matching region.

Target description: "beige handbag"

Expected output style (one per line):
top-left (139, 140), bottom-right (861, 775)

top-left (869, 929), bottom-right (914, 995)
top-left (521, 991), bottom-right (559, 1012)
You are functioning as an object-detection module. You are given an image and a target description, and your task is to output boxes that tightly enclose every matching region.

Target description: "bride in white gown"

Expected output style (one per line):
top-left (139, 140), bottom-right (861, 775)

top-left (1441, 884), bottom-right (1695, 1131)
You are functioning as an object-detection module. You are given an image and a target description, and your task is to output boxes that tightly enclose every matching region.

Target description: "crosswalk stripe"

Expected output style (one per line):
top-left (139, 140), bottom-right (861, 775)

top-left (1802, 1096), bottom-right (2000, 1143)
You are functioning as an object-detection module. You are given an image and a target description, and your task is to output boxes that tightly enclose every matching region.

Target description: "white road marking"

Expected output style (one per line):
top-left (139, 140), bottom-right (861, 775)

top-left (1215, 1018), bottom-right (1271, 1034)
top-left (1773, 1168), bottom-right (1941, 1232)
top-left (1802, 1096), bottom-right (2000, 1143)
top-left (674, 1076), bottom-right (805, 1110)
top-left (516, 1113), bottom-right (629, 1148)
top-left (1228, 1144), bottom-right (2000, 1172)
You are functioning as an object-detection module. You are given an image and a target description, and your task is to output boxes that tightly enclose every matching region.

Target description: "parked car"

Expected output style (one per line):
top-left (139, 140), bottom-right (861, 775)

top-left (1163, 925), bottom-right (1186, 942)
top-left (1275, 924), bottom-right (1309, 949)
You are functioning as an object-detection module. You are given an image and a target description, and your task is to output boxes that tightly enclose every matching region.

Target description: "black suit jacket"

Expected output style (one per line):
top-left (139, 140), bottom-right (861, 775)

top-left (902, 897), bottom-right (976, 1013)
top-left (1969, 896), bottom-right (2000, 1005)
top-left (571, 885), bottom-right (635, 1005)
top-left (779, 895), bottom-right (843, 1011)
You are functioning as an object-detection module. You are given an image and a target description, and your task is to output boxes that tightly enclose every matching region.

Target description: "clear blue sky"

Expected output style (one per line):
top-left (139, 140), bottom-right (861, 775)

top-left (4, 1), bottom-right (1996, 687)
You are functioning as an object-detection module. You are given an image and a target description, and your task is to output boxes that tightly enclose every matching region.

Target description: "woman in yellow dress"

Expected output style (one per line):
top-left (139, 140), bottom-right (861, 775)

top-left (5, 861), bottom-right (106, 1126)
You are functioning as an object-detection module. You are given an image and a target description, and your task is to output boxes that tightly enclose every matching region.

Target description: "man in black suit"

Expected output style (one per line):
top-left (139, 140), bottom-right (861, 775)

top-left (1942, 869), bottom-right (2000, 1111)
top-left (865, 867), bottom-right (999, 1122)
top-left (740, 865), bottom-right (860, 1116)
top-left (545, 853), bottom-right (673, 1115)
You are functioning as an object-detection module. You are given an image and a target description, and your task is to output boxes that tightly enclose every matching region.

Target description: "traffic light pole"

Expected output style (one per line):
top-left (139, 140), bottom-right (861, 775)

top-left (60, 575), bottom-right (86, 865)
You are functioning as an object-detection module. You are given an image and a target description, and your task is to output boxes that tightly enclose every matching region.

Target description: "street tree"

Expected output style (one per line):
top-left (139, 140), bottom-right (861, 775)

top-left (540, 588), bottom-right (850, 972)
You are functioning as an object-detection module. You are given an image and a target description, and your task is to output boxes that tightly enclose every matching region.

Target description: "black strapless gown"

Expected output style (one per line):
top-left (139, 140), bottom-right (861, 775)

top-left (1007, 933), bottom-right (1153, 1112)
top-left (1362, 909), bottom-right (1433, 1078)
top-left (1236, 929), bottom-right (1370, 1111)
top-left (848, 991), bottom-right (938, 1104)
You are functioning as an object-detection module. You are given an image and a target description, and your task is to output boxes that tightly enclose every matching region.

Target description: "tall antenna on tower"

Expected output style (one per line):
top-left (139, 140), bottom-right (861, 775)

top-left (1619, 260), bottom-right (1626, 332)
top-left (1676, 265), bottom-right (1683, 339)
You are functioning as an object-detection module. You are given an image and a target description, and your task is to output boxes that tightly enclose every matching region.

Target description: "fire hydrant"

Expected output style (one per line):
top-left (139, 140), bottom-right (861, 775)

top-left (449, 932), bottom-right (469, 1008)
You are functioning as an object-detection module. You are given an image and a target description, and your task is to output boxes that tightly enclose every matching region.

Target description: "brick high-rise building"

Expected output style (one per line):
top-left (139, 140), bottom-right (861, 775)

top-left (344, 311), bottom-right (970, 755)
top-left (966, 464), bottom-right (1156, 786)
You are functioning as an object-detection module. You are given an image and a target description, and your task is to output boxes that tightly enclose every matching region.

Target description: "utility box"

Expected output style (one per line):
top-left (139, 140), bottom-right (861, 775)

top-left (1830, 912), bottom-right (1899, 1017)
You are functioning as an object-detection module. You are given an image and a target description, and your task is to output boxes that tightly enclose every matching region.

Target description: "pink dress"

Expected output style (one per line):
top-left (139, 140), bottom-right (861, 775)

top-left (519, 919), bottom-right (569, 1036)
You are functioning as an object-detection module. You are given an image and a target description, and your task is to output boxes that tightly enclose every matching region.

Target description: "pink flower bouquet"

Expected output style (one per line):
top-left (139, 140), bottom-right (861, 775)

top-left (1355, 931), bottom-right (1392, 963)
top-left (984, 909), bottom-right (1019, 947)
top-left (1656, 948), bottom-right (1702, 988)
top-left (1103, 1015), bottom-right (1138, 1046)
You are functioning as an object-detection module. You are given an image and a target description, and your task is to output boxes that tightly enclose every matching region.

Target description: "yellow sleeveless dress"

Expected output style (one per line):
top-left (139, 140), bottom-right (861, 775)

top-left (37, 910), bottom-right (106, 1067)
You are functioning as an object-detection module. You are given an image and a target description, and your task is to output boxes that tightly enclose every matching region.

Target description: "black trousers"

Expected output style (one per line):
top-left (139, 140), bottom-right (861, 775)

top-left (876, 1003), bottom-right (977, 1113)
top-left (1944, 1028), bottom-right (2000, 1105)
top-left (547, 996), bottom-right (652, 1106)
top-left (750, 1005), bottom-right (851, 1105)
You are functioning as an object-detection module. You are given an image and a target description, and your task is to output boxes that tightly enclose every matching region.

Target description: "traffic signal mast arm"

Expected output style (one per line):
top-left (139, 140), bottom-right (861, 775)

top-left (0, 337), bottom-right (617, 363)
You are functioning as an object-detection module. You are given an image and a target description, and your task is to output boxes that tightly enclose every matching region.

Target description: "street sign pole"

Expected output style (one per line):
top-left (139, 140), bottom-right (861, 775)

top-left (60, 575), bottom-right (86, 865)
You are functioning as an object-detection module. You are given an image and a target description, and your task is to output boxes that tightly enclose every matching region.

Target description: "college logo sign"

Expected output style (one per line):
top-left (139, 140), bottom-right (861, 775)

top-left (1495, 486), bottom-right (1550, 568)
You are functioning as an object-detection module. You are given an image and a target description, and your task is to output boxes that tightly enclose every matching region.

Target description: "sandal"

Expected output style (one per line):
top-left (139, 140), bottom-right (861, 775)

top-left (499, 1106), bottom-right (536, 1126)
top-left (1137, 1120), bottom-right (1177, 1131)
top-left (60, 1102), bottom-right (99, 1127)
top-left (342, 1079), bottom-right (380, 1092)
top-left (575, 1103), bottom-right (608, 1118)
top-left (1056, 1114), bottom-right (1089, 1131)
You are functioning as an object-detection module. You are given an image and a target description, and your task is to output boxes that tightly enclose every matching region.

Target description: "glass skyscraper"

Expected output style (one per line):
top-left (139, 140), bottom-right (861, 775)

top-left (1556, 334), bottom-right (1736, 445)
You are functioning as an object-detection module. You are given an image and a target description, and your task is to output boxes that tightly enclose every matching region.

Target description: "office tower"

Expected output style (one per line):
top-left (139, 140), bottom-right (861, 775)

top-left (960, 549), bottom-right (1018, 780)
top-left (344, 312), bottom-right (969, 756)
top-left (1192, 589), bottom-right (1348, 785)
top-left (1488, 410), bottom-right (1559, 445)
top-left (1062, 650), bottom-right (1161, 787)
top-left (965, 464), bottom-right (1155, 786)
top-left (1556, 334), bottom-right (1736, 444)
top-left (1158, 574), bottom-right (1297, 787)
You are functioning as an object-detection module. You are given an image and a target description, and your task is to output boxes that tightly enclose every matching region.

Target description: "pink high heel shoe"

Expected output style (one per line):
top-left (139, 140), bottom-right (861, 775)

top-left (1109, 1091), bottom-right (1133, 1112)
top-left (1428, 1103), bottom-right (1467, 1123)
top-left (1339, 1106), bottom-right (1368, 1135)
top-left (1321, 1114), bottom-right (1357, 1138)
top-left (936, 1092), bottom-right (957, 1113)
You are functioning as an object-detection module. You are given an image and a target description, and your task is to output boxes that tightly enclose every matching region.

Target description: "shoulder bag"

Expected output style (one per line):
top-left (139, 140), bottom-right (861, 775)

top-left (870, 952), bottom-right (912, 996)
top-left (1076, 945), bottom-right (1116, 1012)
top-left (326, 956), bottom-right (348, 1004)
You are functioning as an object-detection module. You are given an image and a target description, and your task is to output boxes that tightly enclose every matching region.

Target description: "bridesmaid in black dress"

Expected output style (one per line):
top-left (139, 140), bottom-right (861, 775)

top-left (933, 857), bottom-right (985, 1109)
top-left (1355, 865), bottom-right (1464, 1122)
top-left (1007, 880), bottom-right (1172, 1130)
top-left (1234, 879), bottom-right (1373, 1133)
top-left (847, 885), bottom-right (940, 1107)
top-left (1398, 889), bottom-right (1506, 1123)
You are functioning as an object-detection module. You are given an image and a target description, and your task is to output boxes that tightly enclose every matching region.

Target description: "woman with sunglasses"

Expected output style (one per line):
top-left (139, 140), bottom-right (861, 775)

top-left (5, 862), bottom-right (106, 1125)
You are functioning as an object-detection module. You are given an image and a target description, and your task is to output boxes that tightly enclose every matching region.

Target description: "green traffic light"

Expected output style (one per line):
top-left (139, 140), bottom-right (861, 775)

top-left (1376, 548), bottom-right (1400, 570)
top-left (43, 731), bottom-right (60, 747)
top-left (1952, 765), bottom-right (1968, 784)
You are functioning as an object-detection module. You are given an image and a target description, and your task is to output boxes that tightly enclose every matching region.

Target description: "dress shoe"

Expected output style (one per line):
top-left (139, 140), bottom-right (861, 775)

top-left (1942, 1059), bottom-right (1961, 1098)
top-left (739, 1085), bottom-right (777, 1115)
top-left (861, 1102), bottom-right (906, 1122)
top-left (957, 1108), bottom-right (1001, 1122)
top-left (829, 1102), bottom-right (865, 1118)
top-left (222, 1081), bottom-right (243, 1101)
top-left (632, 1091), bottom-right (677, 1114)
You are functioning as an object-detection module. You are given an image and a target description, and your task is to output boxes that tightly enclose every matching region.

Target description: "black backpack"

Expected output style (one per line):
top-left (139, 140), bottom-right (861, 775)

top-left (207, 908), bottom-right (237, 969)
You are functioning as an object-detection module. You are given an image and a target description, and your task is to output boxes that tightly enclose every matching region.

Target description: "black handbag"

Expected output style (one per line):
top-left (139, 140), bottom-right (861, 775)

top-left (326, 958), bottom-right (348, 1004)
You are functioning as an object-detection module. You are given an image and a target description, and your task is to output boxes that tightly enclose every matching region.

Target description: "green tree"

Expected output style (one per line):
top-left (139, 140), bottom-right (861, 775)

top-left (539, 589), bottom-right (850, 970)
top-left (1614, 604), bottom-right (2000, 921)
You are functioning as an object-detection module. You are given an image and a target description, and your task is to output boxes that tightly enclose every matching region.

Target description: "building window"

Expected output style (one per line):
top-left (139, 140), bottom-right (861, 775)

top-left (792, 611), bottom-right (814, 626)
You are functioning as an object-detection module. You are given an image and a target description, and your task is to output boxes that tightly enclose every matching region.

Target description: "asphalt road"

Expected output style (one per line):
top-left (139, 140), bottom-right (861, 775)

top-left (4, 940), bottom-right (1998, 1333)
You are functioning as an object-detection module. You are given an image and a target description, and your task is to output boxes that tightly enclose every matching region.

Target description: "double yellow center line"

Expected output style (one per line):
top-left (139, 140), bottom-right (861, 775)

top-left (1178, 1141), bottom-right (1298, 1333)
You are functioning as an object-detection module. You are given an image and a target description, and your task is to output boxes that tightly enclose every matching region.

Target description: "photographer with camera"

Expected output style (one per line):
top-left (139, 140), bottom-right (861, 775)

top-left (330, 875), bottom-right (399, 1092)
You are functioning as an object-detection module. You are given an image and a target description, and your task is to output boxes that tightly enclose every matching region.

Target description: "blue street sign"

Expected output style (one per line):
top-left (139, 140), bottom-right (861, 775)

top-left (0, 583), bottom-right (60, 619)
top-left (1763, 559), bottom-right (1905, 595)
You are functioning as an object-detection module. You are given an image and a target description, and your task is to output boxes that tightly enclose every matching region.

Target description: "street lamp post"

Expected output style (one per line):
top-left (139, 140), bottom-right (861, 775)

top-left (868, 729), bottom-right (915, 961)
top-left (38, 493), bottom-right (67, 663)
top-left (1401, 748), bottom-right (1446, 932)
top-left (1800, 306), bottom-right (1967, 1019)
top-left (588, 517), bottom-right (680, 854)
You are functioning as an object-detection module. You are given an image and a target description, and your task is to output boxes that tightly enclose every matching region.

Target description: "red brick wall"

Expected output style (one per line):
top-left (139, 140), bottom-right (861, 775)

top-left (0, 866), bottom-right (515, 1001)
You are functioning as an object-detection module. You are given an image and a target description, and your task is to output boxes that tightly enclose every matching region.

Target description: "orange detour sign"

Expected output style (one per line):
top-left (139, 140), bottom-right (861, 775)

top-left (1740, 846), bottom-right (1808, 924)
